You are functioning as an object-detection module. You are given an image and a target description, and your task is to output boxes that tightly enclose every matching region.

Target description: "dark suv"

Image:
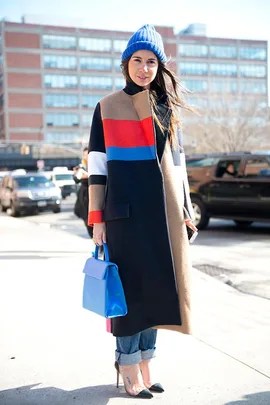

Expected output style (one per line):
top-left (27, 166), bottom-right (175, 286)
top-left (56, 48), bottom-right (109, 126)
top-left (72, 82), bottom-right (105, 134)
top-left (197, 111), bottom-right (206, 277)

top-left (186, 152), bottom-right (270, 229)
top-left (0, 173), bottom-right (62, 216)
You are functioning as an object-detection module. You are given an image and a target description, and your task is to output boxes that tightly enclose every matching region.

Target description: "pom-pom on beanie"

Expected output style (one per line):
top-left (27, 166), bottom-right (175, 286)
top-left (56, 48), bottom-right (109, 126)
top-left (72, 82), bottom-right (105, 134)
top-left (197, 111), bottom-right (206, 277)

top-left (122, 24), bottom-right (167, 63)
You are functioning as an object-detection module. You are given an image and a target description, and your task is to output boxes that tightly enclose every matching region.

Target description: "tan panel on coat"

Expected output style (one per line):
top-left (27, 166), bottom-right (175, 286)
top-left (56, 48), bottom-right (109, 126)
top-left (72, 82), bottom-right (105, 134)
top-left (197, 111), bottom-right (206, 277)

top-left (89, 184), bottom-right (106, 212)
top-left (100, 89), bottom-right (151, 121)
top-left (155, 141), bottom-right (192, 335)
top-left (131, 90), bottom-right (152, 121)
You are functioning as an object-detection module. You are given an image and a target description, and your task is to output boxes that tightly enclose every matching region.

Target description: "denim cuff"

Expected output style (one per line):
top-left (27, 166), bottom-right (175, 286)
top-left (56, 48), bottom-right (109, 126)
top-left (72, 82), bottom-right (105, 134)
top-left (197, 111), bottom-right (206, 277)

top-left (115, 350), bottom-right (142, 366)
top-left (141, 348), bottom-right (156, 361)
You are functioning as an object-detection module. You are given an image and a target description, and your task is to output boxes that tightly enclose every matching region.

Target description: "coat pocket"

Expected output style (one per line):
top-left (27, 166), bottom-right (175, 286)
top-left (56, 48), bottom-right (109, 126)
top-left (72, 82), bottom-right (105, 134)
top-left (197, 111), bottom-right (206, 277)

top-left (103, 203), bottom-right (130, 221)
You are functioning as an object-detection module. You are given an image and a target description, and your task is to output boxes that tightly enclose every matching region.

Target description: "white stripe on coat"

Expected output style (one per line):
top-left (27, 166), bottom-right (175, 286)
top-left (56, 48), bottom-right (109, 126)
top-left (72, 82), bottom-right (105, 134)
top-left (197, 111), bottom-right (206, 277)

top-left (88, 151), bottom-right (107, 176)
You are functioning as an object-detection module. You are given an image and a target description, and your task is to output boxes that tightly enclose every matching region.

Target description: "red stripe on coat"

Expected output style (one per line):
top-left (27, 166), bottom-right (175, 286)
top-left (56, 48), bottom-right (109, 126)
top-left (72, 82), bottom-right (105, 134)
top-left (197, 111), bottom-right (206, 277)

top-left (103, 117), bottom-right (155, 148)
top-left (88, 210), bottom-right (103, 226)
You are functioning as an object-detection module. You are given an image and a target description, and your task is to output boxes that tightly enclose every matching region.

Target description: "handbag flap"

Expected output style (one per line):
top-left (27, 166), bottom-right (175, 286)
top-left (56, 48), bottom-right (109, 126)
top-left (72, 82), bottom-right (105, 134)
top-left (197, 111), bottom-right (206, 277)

top-left (83, 257), bottom-right (116, 280)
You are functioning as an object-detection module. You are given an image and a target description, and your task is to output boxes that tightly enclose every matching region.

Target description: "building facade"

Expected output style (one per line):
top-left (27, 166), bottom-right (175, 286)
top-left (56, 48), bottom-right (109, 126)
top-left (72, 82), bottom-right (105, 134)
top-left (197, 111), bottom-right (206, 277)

top-left (0, 20), bottom-right (268, 148)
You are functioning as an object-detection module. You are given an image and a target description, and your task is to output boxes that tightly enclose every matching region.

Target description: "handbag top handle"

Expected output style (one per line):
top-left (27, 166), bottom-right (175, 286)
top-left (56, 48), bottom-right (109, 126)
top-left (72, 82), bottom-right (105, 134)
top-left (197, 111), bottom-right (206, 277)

top-left (94, 243), bottom-right (110, 261)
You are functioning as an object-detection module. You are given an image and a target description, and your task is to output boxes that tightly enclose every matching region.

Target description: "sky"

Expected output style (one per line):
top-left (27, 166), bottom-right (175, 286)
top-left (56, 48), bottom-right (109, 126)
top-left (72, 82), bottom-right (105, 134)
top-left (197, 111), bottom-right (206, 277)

top-left (1, 0), bottom-right (270, 42)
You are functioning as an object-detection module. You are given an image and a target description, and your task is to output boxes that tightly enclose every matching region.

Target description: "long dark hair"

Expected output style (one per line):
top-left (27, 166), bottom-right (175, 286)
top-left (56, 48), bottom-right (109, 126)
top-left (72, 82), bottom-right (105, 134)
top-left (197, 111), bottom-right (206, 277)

top-left (121, 57), bottom-right (193, 149)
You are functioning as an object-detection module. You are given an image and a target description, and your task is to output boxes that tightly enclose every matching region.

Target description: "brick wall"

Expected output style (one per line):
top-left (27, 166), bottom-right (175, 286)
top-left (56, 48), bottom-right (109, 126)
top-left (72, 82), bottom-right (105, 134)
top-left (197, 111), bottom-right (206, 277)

top-left (6, 52), bottom-right (41, 69)
top-left (9, 133), bottom-right (42, 141)
top-left (9, 112), bottom-right (43, 128)
top-left (165, 43), bottom-right (177, 58)
top-left (8, 93), bottom-right (42, 108)
top-left (8, 73), bottom-right (42, 89)
top-left (5, 31), bottom-right (40, 49)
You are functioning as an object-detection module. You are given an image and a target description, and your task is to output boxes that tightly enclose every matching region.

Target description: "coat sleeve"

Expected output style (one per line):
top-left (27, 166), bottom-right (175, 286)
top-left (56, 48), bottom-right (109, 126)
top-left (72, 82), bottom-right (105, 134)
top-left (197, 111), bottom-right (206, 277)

top-left (87, 103), bottom-right (107, 226)
top-left (171, 128), bottom-right (194, 221)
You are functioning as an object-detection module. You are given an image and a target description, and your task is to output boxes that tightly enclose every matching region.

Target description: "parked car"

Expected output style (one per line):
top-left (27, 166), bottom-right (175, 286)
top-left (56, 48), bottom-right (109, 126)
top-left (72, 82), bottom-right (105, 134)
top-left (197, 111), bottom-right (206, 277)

top-left (186, 151), bottom-right (270, 229)
top-left (43, 167), bottom-right (76, 199)
top-left (0, 173), bottom-right (62, 216)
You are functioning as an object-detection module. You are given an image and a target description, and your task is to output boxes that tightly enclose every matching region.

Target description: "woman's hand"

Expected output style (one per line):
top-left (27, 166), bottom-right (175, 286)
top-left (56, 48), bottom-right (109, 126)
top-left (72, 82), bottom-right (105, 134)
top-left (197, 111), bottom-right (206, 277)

top-left (93, 223), bottom-right (106, 246)
top-left (185, 219), bottom-right (198, 232)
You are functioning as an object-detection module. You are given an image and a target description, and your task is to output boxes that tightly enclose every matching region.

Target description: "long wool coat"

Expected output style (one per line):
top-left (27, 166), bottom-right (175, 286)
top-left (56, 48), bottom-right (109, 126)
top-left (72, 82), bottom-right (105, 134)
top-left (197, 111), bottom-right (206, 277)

top-left (88, 82), bottom-right (194, 337)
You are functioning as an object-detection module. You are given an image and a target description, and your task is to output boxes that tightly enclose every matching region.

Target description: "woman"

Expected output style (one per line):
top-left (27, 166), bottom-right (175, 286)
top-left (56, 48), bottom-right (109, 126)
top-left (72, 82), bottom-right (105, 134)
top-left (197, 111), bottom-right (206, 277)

top-left (87, 24), bottom-right (196, 399)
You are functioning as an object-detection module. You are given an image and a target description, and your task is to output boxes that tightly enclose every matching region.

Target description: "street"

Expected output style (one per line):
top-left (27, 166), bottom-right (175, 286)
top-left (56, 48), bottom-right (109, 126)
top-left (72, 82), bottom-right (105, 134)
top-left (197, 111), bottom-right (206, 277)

top-left (19, 194), bottom-right (270, 300)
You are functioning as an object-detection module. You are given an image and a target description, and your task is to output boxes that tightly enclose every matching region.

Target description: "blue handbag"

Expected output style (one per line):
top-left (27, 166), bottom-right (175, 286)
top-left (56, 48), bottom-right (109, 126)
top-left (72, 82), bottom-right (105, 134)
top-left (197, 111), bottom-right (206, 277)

top-left (82, 243), bottom-right (128, 318)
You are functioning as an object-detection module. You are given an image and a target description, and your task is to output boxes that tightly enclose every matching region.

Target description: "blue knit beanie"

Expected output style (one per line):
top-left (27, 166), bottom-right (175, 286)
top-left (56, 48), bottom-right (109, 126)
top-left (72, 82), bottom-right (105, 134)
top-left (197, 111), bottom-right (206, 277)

top-left (122, 24), bottom-right (167, 63)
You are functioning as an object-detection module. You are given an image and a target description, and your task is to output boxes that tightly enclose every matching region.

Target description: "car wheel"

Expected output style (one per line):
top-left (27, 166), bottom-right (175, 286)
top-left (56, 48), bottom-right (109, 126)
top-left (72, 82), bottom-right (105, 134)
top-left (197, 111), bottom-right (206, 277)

top-left (234, 220), bottom-right (253, 228)
top-left (191, 196), bottom-right (210, 230)
top-left (52, 206), bottom-right (61, 213)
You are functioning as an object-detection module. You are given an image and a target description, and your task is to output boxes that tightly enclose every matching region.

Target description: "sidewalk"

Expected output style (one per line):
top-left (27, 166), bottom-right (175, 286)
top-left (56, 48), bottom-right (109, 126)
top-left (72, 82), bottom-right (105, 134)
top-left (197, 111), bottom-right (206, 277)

top-left (0, 215), bottom-right (270, 405)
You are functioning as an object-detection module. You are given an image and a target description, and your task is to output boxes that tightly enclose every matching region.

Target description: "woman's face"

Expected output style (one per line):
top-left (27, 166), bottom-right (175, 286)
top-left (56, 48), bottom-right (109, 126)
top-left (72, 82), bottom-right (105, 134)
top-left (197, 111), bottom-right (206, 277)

top-left (128, 50), bottom-right (158, 89)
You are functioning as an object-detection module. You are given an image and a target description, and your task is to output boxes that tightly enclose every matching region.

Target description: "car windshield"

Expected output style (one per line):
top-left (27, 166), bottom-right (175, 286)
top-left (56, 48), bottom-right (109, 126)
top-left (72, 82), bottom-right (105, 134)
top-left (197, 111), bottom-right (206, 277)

top-left (55, 174), bottom-right (73, 181)
top-left (14, 176), bottom-right (53, 188)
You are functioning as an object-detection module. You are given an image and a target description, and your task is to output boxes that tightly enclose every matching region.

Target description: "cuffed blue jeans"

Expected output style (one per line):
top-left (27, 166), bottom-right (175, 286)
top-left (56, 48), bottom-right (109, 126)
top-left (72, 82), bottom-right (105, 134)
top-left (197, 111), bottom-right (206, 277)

top-left (115, 328), bottom-right (157, 366)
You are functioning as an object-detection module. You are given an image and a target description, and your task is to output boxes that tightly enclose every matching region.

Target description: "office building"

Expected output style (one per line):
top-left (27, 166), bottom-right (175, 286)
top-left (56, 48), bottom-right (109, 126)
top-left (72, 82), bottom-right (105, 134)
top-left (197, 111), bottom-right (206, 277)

top-left (0, 20), bottom-right (268, 148)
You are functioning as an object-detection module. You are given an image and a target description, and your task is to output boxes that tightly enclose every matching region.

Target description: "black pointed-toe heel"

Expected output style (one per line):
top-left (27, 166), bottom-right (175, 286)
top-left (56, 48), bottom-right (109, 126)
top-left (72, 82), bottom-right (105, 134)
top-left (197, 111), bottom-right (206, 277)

top-left (149, 383), bottom-right (164, 393)
top-left (136, 389), bottom-right (154, 398)
top-left (114, 361), bottom-right (153, 399)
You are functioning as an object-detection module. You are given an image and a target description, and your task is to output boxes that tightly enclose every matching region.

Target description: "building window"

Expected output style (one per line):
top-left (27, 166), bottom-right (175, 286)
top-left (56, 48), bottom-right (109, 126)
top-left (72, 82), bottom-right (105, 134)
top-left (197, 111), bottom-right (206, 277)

top-left (240, 81), bottom-right (267, 94)
top-left (46, 113), bottom-right (79, 126)
top-left (210, 80), bottom-right (238, 93)
top-left (240, 47), bottom-right (267, 60)
top-left (239, 65), bottom-right (266, 78)
top-left (113, 39), bottom-right (128, 53)
top-left (115, 77), bottom-right (125, 89)
top-left (81, 95), bottom-right (102, 108)
top-left (44, 55), bottom-right (77, 69)
top-left (45, 94), bottom-right (78, 107)
top-left (210, 63), bottom-right (237, 76)
top-left (82, 113), bottom-right (94, 127)
top-left (44, 75), bottom-right (78, 88)
top-left (80, 76), bottom-right (112, 90)
top-left (114, 59), bottom-right (122, 71)
top-left (179, 62), bottom-right (208, 75)
top-left (179, 44), bottom-right (208, 57)
top-left (80, 57), bottom-right (112, 70)
top-left (209, 45), bottom-right (237, 59)
top-left (181, 80), bottom-right (208, 93)
top-left (79, 37), bottom-right (111, 51)
top-left (43, 35), bottom-right (76, 49)
top-left (45, 132), bottom-right (81, 143)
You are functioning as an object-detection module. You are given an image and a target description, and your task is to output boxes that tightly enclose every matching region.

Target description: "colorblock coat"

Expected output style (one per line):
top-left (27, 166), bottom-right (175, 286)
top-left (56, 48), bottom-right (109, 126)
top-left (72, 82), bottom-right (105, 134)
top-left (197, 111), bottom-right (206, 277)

top-left (88, 82), bottom-right (194, 337)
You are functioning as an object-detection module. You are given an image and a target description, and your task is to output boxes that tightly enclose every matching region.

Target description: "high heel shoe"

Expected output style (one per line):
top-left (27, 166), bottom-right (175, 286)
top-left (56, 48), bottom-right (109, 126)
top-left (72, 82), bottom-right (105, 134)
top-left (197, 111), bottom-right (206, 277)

top-left (114, 361), bottom-right (153, 399)
top-left (140, 360), bottom-right (164, 393)
top-left (148, 383), bottom-right (164, 393)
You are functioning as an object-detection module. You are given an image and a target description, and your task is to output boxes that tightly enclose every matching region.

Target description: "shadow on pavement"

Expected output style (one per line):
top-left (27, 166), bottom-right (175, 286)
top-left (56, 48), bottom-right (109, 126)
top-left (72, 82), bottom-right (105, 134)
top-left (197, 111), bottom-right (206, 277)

top-left (224, 391), bottom-right (270, 405)
top-left (0, 383), bottom-right (128, 405)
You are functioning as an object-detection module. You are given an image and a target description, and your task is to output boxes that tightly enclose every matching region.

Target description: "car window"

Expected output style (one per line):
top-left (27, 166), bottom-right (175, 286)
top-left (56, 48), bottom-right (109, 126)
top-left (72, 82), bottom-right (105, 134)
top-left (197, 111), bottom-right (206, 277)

top-left (14, 176), bottom-right (52, 188)
top-left (244, 159), bottom-right (270, 178)
top-left (186, 157), bottom-right (218, 167)
top-left (215, 160), bottom-right (241, 178)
